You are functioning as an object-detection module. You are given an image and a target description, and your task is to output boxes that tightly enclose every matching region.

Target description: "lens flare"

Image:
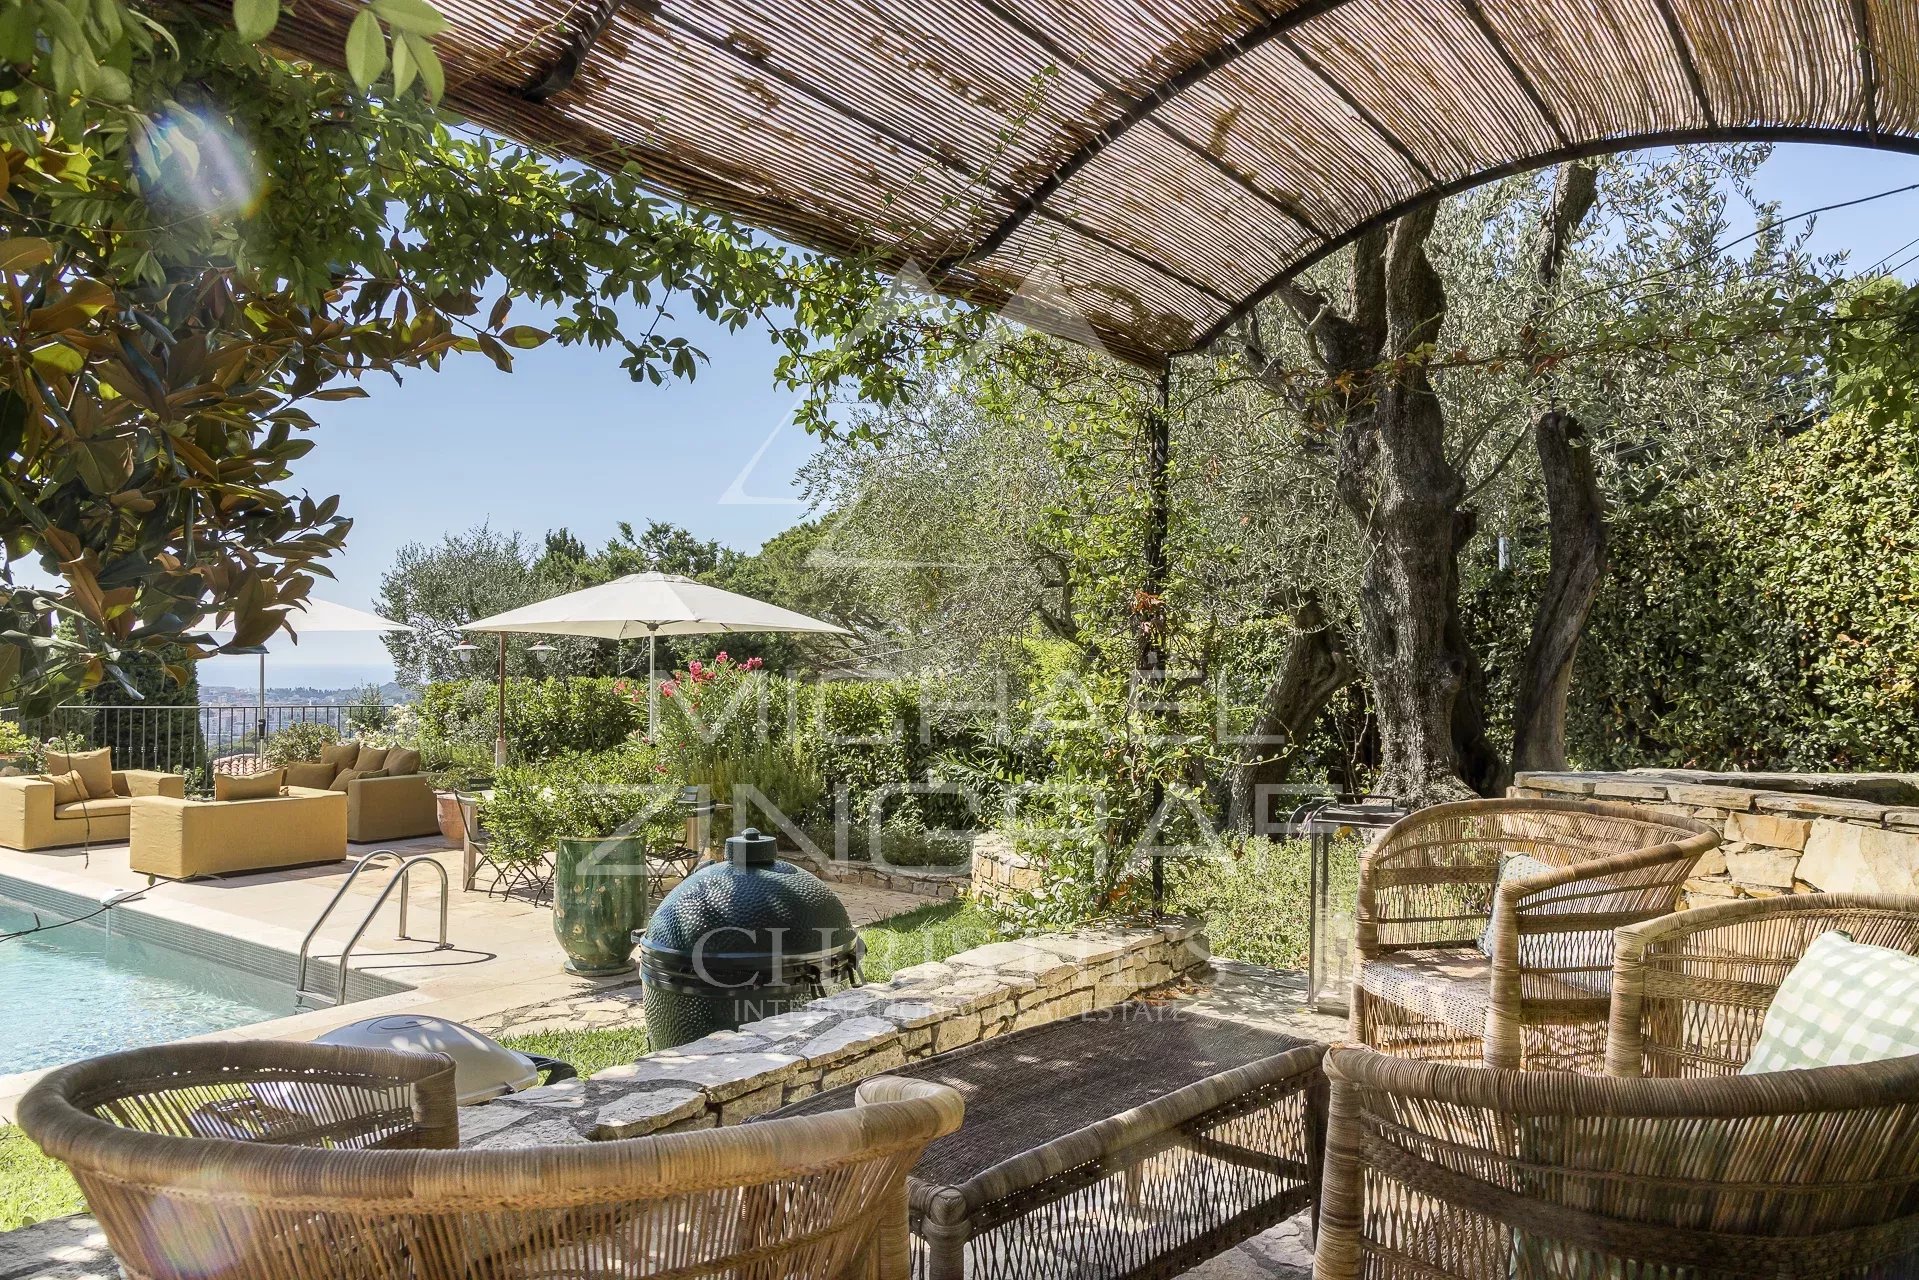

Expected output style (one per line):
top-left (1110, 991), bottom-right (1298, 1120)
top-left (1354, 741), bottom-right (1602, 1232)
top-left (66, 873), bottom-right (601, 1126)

top-left (135, 107), bottom-right (264, 221)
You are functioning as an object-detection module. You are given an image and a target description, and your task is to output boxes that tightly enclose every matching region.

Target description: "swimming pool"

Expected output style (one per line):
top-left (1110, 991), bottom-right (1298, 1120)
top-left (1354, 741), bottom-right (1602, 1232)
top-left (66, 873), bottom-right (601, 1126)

top-left (0, 876), bottom-right (409, 1075)
top-left (0, 894), bottom-right (294, 1073)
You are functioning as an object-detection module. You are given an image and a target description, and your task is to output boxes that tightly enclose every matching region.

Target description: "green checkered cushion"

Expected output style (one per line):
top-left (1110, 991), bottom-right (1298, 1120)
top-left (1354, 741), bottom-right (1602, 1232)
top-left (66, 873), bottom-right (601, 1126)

top-left (1743, 930), bottom-right (1919, 1074)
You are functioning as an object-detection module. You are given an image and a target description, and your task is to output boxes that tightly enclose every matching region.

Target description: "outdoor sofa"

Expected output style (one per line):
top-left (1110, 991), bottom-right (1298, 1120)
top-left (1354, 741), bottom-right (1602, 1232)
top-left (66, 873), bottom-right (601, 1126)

top-left (129, 777), bottom-right (347, 879)
top-left (282, 739), bottom-right (438, 843)
top-left (0, 747), bottom-right (185, 850)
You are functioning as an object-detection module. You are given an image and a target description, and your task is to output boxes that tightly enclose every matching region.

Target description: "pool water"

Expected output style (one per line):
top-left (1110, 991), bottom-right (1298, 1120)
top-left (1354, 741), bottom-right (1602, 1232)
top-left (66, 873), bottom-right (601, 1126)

top-left (0, 896), bottom-right (292, 1073)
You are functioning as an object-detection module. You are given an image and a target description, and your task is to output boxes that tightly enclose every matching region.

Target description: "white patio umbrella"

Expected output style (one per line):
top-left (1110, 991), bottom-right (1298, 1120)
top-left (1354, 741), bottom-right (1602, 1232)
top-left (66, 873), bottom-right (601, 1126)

top-left (464, 571), bottom-right (849, 747)
top-left (213, 599), bottom-right (411, 747)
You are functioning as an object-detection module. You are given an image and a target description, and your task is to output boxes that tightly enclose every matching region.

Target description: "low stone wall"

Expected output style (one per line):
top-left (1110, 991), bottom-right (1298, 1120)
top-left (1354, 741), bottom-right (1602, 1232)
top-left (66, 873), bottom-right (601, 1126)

top-left (782, 849), bottom-right (969, 901)
top-left (969, 831), bottom-right (1041, 904)
top-left (458, 916), bottom-right (1209, 1149)
top-left (1513, 770), bottom-right (1919, 902)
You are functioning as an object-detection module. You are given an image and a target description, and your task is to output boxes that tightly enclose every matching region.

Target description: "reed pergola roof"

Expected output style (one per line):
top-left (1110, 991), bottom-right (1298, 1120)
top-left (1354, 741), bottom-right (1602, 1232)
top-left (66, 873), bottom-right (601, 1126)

top-left (267, 0), bottom-right (1919, 368)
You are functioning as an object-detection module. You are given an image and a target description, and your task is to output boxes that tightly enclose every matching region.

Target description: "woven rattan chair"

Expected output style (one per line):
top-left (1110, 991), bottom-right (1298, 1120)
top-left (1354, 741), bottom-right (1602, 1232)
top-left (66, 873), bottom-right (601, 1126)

top-left (1351, 798), bottom-right (1719, 1070)
top-left (1606, 892), bottom-right (1919, 1079)
top-left (20, 1041), bottom-right (963, 1280)
top-left (1314, 1042), bottom-right (1919, 1280)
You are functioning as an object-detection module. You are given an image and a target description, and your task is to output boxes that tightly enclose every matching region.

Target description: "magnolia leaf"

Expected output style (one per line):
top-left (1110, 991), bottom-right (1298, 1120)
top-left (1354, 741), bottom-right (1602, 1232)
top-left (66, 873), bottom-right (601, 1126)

top-left (308, 385), bottom-right (370, 401)
top-left (0, 238), bottom-right (54, 271)
top-left (344, 9), bottom-right (386, 90)
top-left (370, 0), bottom-right (449, 36)
top-left (30, 342), bottom-right (85, 375)
top-left (499, 325), bottom-right (550, 350)
top-left (232, 0), bottom-right (280, 43)
top-left (400, 29), bottom-right (444, 102)
top-left (390, 29), bottom-right (416, 95)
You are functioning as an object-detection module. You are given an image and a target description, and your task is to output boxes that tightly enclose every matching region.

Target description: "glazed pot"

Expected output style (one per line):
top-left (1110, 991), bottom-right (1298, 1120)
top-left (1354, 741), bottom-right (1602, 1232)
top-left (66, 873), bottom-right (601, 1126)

top-left (552, 835), bottom-right (651, 976)
top-left (433, 791), bottom-right (473, 845)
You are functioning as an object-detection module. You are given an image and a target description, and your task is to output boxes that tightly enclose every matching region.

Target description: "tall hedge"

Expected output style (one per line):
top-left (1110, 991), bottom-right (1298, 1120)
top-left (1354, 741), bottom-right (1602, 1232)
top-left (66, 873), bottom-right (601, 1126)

top-left (1528, 406), bottom-right (1919, 772)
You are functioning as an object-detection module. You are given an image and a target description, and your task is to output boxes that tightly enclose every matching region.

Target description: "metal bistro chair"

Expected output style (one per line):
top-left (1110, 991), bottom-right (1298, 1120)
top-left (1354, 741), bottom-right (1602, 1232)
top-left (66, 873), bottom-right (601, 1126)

top-left (647, 784), bottom-right (727, 900)
top-left (455, 790), bottom-right (554, 906)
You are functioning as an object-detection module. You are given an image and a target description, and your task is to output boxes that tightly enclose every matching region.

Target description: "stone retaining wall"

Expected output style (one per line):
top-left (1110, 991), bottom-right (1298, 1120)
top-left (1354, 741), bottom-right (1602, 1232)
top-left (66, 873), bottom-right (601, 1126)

top-left (969, 831), bottom-right (1041, 904)
top-left (781, 849), bottom-right (969, 901)
top-left (1513, 770), bottom-right (1919, 903)
top-left (458, 917), bottom-right (1209, 1149)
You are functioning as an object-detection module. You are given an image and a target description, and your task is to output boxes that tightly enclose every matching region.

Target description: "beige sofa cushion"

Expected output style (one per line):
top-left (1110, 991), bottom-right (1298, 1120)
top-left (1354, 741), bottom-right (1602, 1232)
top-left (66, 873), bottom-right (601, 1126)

top-left (47, 748), bottom-right (112, 799)
top-left (284, 760), bottom-right (337, 789)
top-left (320, 741), bottom-right (359, 771)
top-left (353, 745), bottom-right (390, 772)
top-left (329, 767), bottom-right (386, 792)
top-left (55, 796), bottom-right (132, 818)
top-left (44, 770), bottom-right (89, 805)
top-left (215, 769), bottom-right (283, 801)
top-left (383, 747), bottom-right (420, 777)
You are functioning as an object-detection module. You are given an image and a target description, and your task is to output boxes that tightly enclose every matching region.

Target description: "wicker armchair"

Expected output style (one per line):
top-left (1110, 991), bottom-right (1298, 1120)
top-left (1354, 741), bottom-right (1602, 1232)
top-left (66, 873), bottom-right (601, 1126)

top-left (19, 1041), bottom-right (963, 1280)
top-left (1606, 892), bottom-right (1919, 1078)
top-left (1351, 798), bottom-right (1718, 1070)
top-left (1314, 1042), bottom-right (1919, 1280)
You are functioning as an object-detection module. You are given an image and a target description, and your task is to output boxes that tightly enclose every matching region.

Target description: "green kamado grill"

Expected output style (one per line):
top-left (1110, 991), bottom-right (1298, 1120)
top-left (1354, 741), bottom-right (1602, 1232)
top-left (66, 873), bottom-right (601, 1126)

top-left (637, 827), bottom-right (863, 1050)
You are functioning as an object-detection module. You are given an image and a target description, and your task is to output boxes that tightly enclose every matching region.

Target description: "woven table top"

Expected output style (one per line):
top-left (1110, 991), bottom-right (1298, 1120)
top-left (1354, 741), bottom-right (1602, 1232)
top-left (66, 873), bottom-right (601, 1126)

top-left (771, 1003), bottom-right (1310, 1188)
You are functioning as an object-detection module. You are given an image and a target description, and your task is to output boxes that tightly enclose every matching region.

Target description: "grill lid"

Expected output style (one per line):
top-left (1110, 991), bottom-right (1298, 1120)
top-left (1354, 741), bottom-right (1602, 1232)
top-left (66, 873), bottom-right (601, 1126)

top-left (316, 1014), bottom-right (539, 1105)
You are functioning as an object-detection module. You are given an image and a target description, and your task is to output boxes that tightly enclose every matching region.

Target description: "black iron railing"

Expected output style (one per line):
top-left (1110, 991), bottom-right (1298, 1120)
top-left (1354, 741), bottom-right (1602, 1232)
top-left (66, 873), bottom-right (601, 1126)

top-left (7, 703), bottom-right (385, 790)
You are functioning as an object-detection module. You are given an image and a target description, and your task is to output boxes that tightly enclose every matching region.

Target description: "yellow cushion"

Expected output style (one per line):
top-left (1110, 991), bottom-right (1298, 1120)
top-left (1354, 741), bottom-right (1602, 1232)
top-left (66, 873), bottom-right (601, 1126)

top-left (47, 748), bottom-right (111, 799)
top-left (44, 770), bottom-right (89, 805)
top-left (353, 745), bottom-right (390, 772)
top-left (383, 747), bottom-right (420, 776)
top-left (284, 760), bottom-right (338, 790)
top-left (319, 741), bottom-right (359, 771)
top-left (215, 769), bottom-right (284, 801)
top-left (329, 767), bottom-right (387, 792)
top-left (55, 796), bottom-right (132, 818)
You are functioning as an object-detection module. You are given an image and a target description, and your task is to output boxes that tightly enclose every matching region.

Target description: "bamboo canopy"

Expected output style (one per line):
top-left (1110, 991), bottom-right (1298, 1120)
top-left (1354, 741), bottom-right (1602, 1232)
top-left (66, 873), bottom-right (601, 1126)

top-left (261, 0), bottom-right (1919, 368)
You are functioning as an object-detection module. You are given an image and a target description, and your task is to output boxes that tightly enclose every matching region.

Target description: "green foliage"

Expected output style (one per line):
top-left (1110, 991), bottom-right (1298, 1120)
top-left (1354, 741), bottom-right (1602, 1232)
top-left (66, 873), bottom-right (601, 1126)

top-left (1168, 838), bottom-right (1334, 971)
top-left (422, 677), bottom-right (640, 764)
top-left (0, 719), bottom-right (32, 756)
top-left (483, 744), bottom-right (681, 865)
top-left (0, 1125), bottom-right (82, 1231)
top-left (261, 720), bottom-right (339, 767)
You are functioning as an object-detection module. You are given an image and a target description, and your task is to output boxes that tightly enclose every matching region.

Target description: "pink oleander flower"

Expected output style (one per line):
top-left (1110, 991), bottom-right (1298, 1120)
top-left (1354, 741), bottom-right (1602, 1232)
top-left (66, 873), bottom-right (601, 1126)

top-left (687, 660), bottom-right (704, 676)
top-left (714, 651), bottom-right (730, 664)
top-left (742, 656), bottom-right (764, 671)
top-left (660, 679), bottom-right (679, 696)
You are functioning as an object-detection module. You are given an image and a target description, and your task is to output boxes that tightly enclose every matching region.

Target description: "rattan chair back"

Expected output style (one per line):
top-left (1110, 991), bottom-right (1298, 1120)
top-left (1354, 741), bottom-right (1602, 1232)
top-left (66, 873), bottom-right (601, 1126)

top-left (1315, 1042), bottom-right (1919, 1280)
top-left (19, 1041), bottom-right (963, 1280)
top-left (1353, 798), bottom-right (1718, 1069)
top-left (1607, 892), bottom-right (1919, 1079)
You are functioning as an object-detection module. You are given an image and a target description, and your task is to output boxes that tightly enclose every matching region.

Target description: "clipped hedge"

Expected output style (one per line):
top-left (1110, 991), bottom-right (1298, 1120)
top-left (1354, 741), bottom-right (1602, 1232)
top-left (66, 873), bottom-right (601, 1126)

top-left (421, 677), bottom-right (640, 763)
top-left (1471, 404), bottom-right (1919, 773)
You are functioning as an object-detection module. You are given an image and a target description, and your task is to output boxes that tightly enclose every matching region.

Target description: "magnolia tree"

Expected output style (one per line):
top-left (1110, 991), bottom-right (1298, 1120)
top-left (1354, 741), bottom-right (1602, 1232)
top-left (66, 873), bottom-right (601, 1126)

top-left (0, 0), bottom-right (916, 712)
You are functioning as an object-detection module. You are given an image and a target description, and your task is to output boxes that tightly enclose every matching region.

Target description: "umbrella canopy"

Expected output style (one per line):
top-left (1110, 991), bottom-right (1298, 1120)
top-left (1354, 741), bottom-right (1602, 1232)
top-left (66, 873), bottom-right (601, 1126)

top-left (463, 572), bottom-right (849, 641)
top-left (464, 572), bottom-right (849, 742)
top-left (278, 598), bottom-right (412, 635)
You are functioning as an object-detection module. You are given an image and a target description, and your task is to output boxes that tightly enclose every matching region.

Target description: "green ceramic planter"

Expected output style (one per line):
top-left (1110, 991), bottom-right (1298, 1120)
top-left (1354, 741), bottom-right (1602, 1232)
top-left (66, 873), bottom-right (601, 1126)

top-left (552, 835), bottom-right (650, 976)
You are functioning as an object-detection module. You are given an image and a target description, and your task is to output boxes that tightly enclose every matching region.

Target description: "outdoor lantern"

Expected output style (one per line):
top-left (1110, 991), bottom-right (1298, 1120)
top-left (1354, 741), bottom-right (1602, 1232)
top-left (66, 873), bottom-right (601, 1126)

top-left (637, 827), bottom-right (863, 1050)
top-left (1307, 800), bottom-right (1408, 1016)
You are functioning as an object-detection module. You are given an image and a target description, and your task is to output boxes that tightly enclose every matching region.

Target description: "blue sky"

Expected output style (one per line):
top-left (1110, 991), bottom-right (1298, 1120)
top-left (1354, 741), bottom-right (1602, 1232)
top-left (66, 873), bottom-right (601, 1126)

top-left (197, 142), bottom-right (1919, 691)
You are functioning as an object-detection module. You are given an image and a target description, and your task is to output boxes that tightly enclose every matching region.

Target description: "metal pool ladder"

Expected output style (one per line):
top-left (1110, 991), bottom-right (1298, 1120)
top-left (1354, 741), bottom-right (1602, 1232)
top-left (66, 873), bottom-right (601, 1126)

top-left (296, 850), bottom-right (452, 1008)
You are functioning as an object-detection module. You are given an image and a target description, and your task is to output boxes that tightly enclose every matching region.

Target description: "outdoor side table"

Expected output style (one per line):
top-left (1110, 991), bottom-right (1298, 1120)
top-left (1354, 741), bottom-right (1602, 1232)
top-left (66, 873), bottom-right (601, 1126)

top-left (768, 1004), bottom-right (1326, 1280)
top-left (1307, 802), bottom-right (1408, 1017)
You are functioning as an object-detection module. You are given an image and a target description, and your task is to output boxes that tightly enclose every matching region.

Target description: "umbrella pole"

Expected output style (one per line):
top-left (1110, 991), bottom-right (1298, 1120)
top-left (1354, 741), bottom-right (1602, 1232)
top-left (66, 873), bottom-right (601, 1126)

top-left (494, 632), bottom-right (508, 769)
top-left (647, 630), bottom-right (658, 740)
top-left (257, 652), bottom-right (266, 754)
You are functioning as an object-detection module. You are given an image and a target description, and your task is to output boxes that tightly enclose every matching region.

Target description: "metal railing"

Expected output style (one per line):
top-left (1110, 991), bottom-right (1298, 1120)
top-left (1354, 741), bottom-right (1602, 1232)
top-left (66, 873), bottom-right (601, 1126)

top-left (8, 702), bottom-right (386, 791)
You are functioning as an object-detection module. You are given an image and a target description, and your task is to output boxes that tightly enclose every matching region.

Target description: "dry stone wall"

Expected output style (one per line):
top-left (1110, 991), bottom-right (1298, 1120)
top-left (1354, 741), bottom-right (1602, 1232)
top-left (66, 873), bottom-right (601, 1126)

top-left (458, 916), bottom-right (1209, 1149)
top-left (1513, 770), bottom-right (1919, 903)
top-left (968, 831), bottom-right (1042, 904)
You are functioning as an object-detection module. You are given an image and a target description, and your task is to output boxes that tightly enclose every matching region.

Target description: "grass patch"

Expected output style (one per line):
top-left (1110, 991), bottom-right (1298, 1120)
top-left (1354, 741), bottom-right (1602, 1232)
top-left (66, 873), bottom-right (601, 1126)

top-left (1, 1125), bottom-right (83, 1231)
top-left (856, 899), bottom-right (1001, 982)
top-left (499, 1024), bottom-right (651, 1080)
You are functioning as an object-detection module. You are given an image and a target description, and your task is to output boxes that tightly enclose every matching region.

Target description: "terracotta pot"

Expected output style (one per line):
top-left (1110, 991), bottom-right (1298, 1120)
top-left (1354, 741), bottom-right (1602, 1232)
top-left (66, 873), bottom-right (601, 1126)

top-left (434, 791), bottom-right (473, 844)
top-left (552, 835), bottom-right (651, 976)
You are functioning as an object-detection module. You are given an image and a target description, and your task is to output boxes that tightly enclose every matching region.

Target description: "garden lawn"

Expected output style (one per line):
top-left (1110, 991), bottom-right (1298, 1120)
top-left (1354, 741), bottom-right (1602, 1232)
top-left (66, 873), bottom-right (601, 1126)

top-left (1, 1125), bottom-right (82, 1232)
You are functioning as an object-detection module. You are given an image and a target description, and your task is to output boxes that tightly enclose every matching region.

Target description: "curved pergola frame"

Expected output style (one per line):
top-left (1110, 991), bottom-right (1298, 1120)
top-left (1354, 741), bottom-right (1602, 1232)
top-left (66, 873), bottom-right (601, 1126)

top-left (263, 0), bottom-right (1919, 367)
